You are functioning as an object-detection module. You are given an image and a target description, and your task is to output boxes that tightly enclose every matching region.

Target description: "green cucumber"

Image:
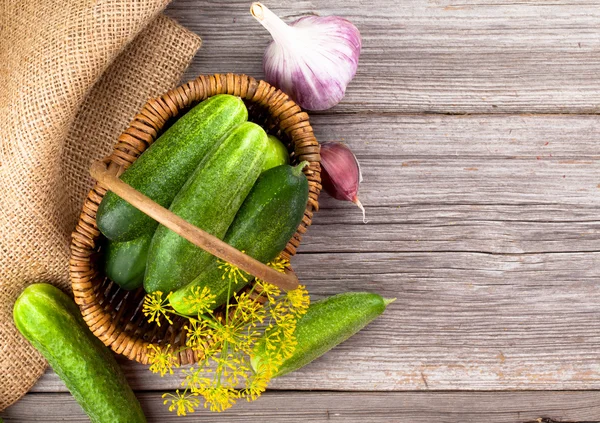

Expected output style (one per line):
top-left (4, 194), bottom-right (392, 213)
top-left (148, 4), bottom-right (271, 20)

top-left (103, 234), bottom-right (151, 290)
top-left (144, 122), bottom-right (268, 294)
top-left (13, 284), bottom-right (146, 423)
top-left (261, 135), bottom-right (289, 173)
top-left (97, 94), bottom-right (248, 242)
top-left (252, 292), bottom-right (394, 377)
top-left (170, 162), bottom-right (309, 314)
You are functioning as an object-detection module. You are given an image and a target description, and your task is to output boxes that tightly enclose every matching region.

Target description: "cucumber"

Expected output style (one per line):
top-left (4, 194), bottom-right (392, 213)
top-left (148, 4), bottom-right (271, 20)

top-left (252, 292), bottom-right (394, 377)
top-left (169, 162), bottom-right (309, 314)
top-left (103, 234), bottom-right (151, 290)
top-left (13, 284), bottom-right (146, 423)
top-left (144, 122), bottom-right (268, 294)
top-left (97, 95), bottom-right (248, 242)
top-left (261, 135), bottom-right (289, 173)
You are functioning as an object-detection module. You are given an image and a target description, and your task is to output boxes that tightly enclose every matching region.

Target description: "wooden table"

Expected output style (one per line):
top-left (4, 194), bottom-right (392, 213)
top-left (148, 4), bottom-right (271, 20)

top-left (4, 0), bottom-right (600, 421)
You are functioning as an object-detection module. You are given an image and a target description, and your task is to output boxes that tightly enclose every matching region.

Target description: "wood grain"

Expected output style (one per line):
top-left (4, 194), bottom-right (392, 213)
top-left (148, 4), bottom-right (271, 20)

top-left (4, 391), bottom-right (600, 422)
top-left (166, 0), bottom-right (600, 114)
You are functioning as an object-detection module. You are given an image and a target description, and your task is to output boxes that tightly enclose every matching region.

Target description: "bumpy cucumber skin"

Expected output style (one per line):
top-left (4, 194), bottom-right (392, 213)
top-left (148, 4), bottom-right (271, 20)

top-left (261, 135), bottom-right (289, 173)
top-left (97, 95), bottom-right (248, 242)
top-left (13, 284), bottom-right (146, 423)
top-left (103, 234), bottom-right (151, 290)
top-left (169, 164), bottom-right (309, 314)
top-left (253, 292), bottom-right (388, 377)
top-left (144, 122), bottom-right (268, 294)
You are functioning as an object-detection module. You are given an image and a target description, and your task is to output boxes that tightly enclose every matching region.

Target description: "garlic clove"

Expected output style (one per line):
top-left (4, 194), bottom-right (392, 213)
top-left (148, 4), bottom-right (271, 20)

top-left (251, 2), bottom-right (361, 111)
top-left (320, 142), bottom-right (366, 223)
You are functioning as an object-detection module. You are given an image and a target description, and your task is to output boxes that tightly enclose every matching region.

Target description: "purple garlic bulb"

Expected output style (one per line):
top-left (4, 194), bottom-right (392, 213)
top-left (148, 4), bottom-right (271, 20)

top-left (251, 2), bottom-right (361, 111)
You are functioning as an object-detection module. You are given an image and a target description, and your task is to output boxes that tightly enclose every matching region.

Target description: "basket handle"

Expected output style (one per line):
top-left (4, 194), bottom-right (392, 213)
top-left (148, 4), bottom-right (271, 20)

top-left (90, 161), bottom-right (300, 291)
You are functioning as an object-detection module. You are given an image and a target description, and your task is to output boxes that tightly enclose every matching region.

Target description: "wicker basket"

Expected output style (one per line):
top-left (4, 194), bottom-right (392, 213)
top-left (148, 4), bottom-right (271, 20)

top-left (69, 73), bottom-right (321, 365)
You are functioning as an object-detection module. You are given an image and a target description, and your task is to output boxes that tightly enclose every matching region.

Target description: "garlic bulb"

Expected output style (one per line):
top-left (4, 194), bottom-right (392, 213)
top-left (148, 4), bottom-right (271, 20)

top-left (251, 2), bottom-right (361, 111)
top-left (320, 142), bottom-right (366, 223)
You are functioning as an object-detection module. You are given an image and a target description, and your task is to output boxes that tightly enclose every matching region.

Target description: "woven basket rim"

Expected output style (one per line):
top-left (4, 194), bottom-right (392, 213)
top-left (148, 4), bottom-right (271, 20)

top-left (69, 73), bottom-right (321, 365)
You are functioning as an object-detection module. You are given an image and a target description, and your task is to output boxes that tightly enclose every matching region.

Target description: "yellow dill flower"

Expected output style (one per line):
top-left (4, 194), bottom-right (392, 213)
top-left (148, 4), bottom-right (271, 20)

top-left (218, 257), bottom-right (249, 285)
top-left (267, 325), bottom-right (285, 349)
top-left (268, 300), bottom-right (290, 323)
top-left (232, 292), bottom-right (266, 325)
top-left (162, 390), bottom-right (200, 416)
top-left (252, 257), bottom-right (289, 304)
top-left (254, 279), bottom-right (281, 304)
top-left (184, 318), bottom-right (213, 349)
top-left (267, 256), bottom-right (290, 273)
top-left (274, 313), bottom-right (298, 337)
top-left (225, 359), bottom-right (251, 386)
top-left (286, 285), bottom-right (310, 316)
top-left (182, 286), bottom-right (216, 315)
top-left (213, 322), bottom-right (240, 345)
top-left (193, 339), bottom-right (220, 360)
top-left (199, 385), bottom-right (239, 413)
top-left (182, 367), bottom-right (212, 393)
top-left (147, 268), bottom-right (308, 415)
top-left (242, 369), bottom-right (270, 402)
top-left (147, 344), bottom-right (179, 376)
top-left (142, 291), bottom-right (173, 327)
top-left (277, 333), bottom-right (298, 360)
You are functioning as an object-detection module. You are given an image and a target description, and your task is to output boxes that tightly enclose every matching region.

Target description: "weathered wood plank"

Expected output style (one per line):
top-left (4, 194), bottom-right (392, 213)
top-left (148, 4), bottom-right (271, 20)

top-left (309, 114), bottom-right (600, 159)
top-left (4, 391), bottom-right (600, 422)
top-left (307, 114), bottom-right (600, 207)
top-left (303, 206), bottom-right (600, 254)
top-left (167, 0), bottom-right (600, 113)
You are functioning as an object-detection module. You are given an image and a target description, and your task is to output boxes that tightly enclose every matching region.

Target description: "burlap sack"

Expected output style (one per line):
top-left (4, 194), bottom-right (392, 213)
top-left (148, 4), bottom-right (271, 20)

top-left (0, 0), bottom-right (201, 410)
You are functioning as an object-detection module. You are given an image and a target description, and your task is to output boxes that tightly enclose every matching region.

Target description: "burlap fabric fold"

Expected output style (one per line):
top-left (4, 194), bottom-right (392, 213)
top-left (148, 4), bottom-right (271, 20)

top-left (0, 0), bottom-right (201, 410)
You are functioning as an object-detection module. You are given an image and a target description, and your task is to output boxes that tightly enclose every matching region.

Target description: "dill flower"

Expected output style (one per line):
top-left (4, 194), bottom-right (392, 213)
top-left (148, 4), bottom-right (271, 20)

top-left (142, 291), bottom-right (173, 327)
top-left (267, 256), bottom-right (290, 273)
top-left (286, 284), bottom-right (310, 316)
top-left (217, 257), bottom-right (249, 285)
top-left (199, 385), bottom-right (239, 413)
top-left (162, 390), bottom-right (200, 416)
top-left (146, 254), bottom-right (310, 414)
top-left (213, 322), bottom-right (240, 345)
top-left (182, 286), bottom-right (216, 315)
top-left (242, 369), bottom-right (270, 402)
top-left (184, 318), bottom-right (212, 349)
top-left (147, 344), bottom-right (179, 376)
top-left (254, 279), bottom-right (281, 304)
top-left (232, 291), bottom-right (266, 324)
top-left (182, 367), bottom-right (211, 392)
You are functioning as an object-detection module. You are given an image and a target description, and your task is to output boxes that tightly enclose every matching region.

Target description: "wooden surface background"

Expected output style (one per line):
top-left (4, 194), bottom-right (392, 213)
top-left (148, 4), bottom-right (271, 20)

top-left (3, 0), bottom-right (600, 421)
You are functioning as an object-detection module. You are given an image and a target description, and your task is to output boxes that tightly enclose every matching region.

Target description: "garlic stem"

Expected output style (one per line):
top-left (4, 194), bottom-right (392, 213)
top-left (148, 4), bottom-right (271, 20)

top-left (251, 2), bottom-right (294, 46)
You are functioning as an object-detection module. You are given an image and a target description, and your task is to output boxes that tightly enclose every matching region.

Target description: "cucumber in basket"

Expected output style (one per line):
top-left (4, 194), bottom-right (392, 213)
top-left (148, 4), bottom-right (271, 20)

top-left (97, 94), bottom-right (248, 242)
top-left (261, 134), bottom-right (289, 173)
top-left (13, 284), bottom-right (146, 423)
top-left (169, 162), bottom-right (310, 314)
top-left (103, 234), bottom-right (151, 290)
top-left (144, 121), bottom-right (268, 294)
